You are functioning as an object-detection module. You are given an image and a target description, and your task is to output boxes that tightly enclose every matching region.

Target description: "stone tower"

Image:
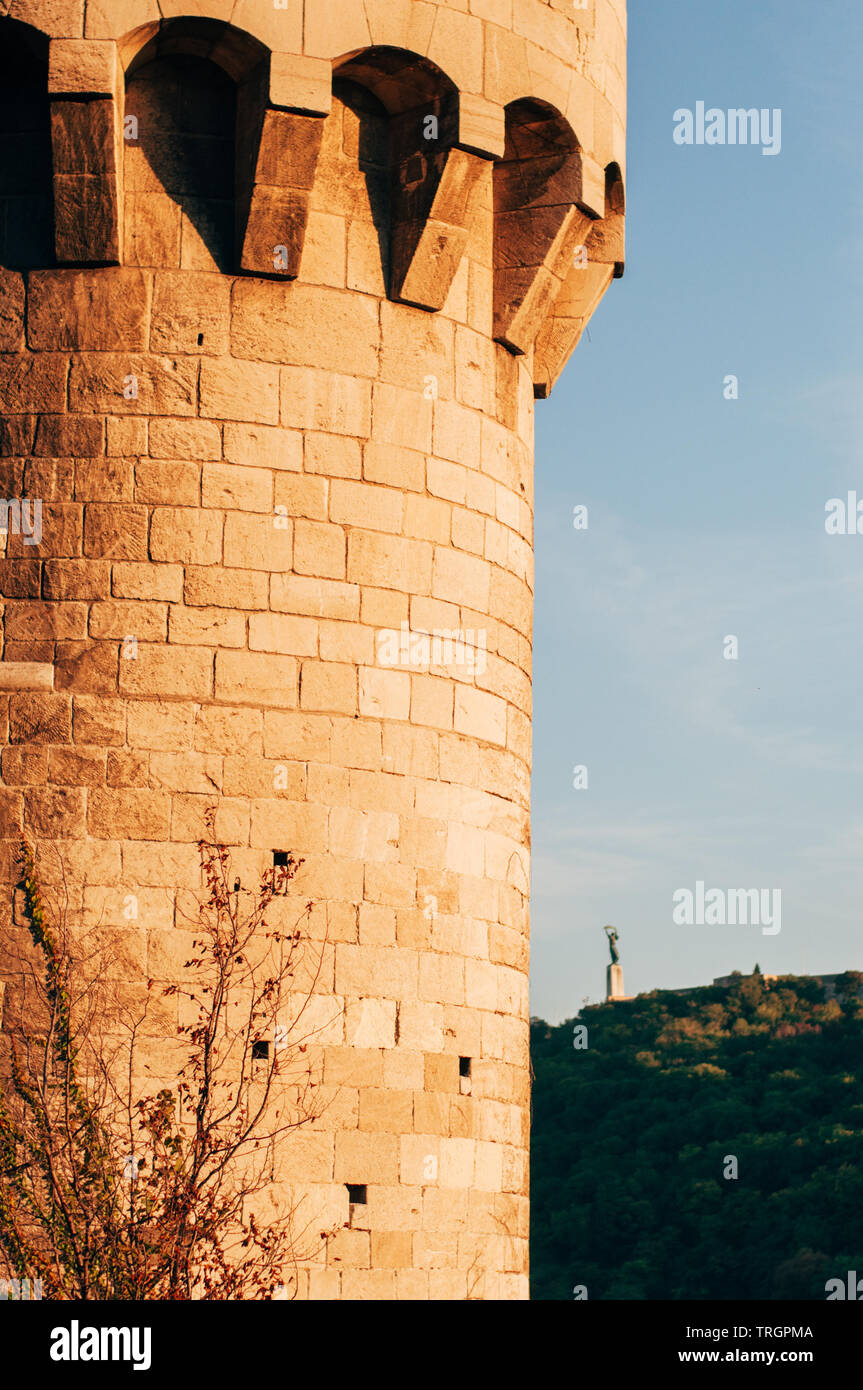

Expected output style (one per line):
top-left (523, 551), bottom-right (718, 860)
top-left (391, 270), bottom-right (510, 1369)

top-left (0, 0), bottom-right (625, 1299)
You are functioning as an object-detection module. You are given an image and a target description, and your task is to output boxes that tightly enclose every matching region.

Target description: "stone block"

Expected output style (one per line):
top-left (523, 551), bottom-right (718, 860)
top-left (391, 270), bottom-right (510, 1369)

top-left (200, 358), bottom-right (279, 425)
top-left (248, 612), bottom-right (317, 656)
top-left (53, 638), bottom-right (118, 694)
top-left (346, 219), bottom-right (384, 296)
top-left (280, 367), bottom-right (371, 437)
top-left (273, 474), bottom-right (328, 520)
top-left (149, 271), bottom-right (231, 357)
top-left (344, 998), bottom-right (397, 1049)
top-left (238, 111), bottom-right (324, 278)
top-left (51, 99), bottom-right (120, 264)
top-left (88, 789), bottom-right (171, 841)
top-left (168, 603), bottom-right (245, 648)
top-left (359, 668), bottom-right (411, 722)
top-left (123, 191), bottom-right (181, 270)
top-left (105, 750), bottom-right (147, 786)
top-left (74, 458), bottom-right (134, 503)
top-left (48, 38), bottom-right (117, 96)
top-left (214, 650), bottom-right (298, 708)
top-left (372, 383), bottom-right (433, 453)
top-left (1, 747), bottom-right (49, 785)
top-left (150, 508), bottom-right (222, 566)
top-left (89, 599), bottom-right (166, 641)
top-left (233, 281), bottom-right (378, 377)
top-left (305, 433), bottom-right (361, 480)
top-left (0, 559), bottom-right (40, 599)
top-left (126, 701), bottom-right (194, 752)
top-left (148, 418), bottom-right (221, 461)
top-left (270, 574), bottom-right (359, 622)
top-left (359, 1088), bottom-right (413, 1134)
top-left (72, 694), bottom-right (124, 746)
top-left (268, 51), bottom-right (331, 113)
top-left (0, 271), bottom-right (25, 353)
top-left (195, 705), bottom-right (263, 756)
top-left (83, 504), bottom-right (147, 560)
top-left (24, 786), bottom-right (86, 839)
top-left (224, 512), bottom-right (292, 571)
top-left (228, 0), bottom-right (303, 61)
top-left (112, 562), bottom-right (183, 602)
top-left (119, 646), bottom-right (213, 700)
top-left (34, 414), bottom-right (104, 457)
top-left (334, 1131), bottom-right (399, 1186)
top-left (4, 600), bottom-right (87, 642)
top-left (348, 531), bottom-right (433, 593)
top-left (302, 209), bottom-right (346, 288)
top-left (135, 460), bottom-right (201, 508)
top-left (392, 152), bottom-right (485, 312)
top-left (249, 797), bottom-right (326, 852)
top-left (106, 416), bottom-right (147, 456)
top-left (184, 565), bottom-right (268, 611)
top-left (303, 0), bottom-right (370, 60)
top-left (5, 501), bottom-right (82, 560)
top-left (0, 355), bottom-right (68, 414)
top-left (223, 422), bottom-right (302, 473)
top-left (69, 353), bottom-right (197, 416)
top-left (202, 463), bottom-right (273, 514)
top-left (291, 518), bottom-right (345, 579)
top-left (8, 693), bottom-right (72, 745)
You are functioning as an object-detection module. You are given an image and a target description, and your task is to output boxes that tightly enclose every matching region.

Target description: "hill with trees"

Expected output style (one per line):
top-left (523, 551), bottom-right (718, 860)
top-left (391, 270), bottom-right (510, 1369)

top-left (530, 970), bottom-right (863, 1300)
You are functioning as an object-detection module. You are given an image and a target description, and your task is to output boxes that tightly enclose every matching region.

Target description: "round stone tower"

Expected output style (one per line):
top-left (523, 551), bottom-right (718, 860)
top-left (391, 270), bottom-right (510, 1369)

top-left (0, 0), bottom-right (625, 1299)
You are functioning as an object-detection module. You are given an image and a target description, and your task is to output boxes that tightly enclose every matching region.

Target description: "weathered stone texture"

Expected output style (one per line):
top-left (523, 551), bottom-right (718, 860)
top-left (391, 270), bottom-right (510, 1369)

top-left (0, 0), bottom-right (625, 1303)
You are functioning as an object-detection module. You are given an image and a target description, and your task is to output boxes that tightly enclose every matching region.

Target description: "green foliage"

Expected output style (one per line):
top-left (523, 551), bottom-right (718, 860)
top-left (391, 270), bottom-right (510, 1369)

top-left (530, 973), bottom-right (863, 1300)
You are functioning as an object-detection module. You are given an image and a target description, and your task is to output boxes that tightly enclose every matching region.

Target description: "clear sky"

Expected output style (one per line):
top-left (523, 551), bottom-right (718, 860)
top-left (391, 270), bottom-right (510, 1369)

top-left (530, 0), bottom-right (863, 1022)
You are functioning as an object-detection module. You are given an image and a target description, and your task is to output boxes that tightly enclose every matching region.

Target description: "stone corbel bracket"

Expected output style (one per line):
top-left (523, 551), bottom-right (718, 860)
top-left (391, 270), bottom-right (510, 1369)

top-left (533, 164), bottom-right (625, 399)
top-left (391, 141), bottom-right (486, 312)
top-left (335, 48), bottom-right (504, 313)
top-left (389, 91), bottom-right (505, 312)
top-left (48, 38), bottom-right (124, 265)
top-left (493, 99), bottom-right (610, 359)
top-left (237, 54), bottom-right (331, 279)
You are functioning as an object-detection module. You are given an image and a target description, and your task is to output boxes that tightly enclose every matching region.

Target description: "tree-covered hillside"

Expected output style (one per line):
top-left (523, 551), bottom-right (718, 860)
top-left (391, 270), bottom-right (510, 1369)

top-left (530, 971), bottom-right (863, 1300)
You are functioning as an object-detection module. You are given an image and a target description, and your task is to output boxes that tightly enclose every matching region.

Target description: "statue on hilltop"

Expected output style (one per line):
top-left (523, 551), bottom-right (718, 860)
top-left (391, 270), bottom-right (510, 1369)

top-left (604, 926), bottom-right (625, 1000)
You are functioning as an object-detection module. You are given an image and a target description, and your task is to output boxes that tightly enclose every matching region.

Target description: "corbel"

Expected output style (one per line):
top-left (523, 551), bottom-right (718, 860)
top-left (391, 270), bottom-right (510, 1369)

top-left (532, 167), bottom-right (625, 397)
top-left (236, 55), bottom-right (329, 279)
top-left (389, 95), bottom-right (502, 313)
top-left (48, 38), bottom-right (123, 265)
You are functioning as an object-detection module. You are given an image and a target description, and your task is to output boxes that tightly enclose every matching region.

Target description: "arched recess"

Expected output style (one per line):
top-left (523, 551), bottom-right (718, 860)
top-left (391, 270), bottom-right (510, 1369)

top-left (493, 98), bottom-right (591, 356)
top-left (123, 20), bottom-right (269, 272)
top-left (329, 47), bottom-right (486, 311)
top-left (310, 74), bottom-right (390, 291)
top-left (0, 18), bottom-right (53, 271)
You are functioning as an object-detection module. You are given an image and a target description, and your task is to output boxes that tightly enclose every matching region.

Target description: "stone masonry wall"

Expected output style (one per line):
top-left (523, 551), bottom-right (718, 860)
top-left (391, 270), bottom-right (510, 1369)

top-left (0, 0), bottom-right (626, 1300)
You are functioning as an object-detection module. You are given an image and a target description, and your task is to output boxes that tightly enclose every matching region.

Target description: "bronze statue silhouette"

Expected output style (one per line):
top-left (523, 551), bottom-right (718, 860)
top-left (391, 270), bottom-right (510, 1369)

top-left (604, 925), bottom-right (620, 966)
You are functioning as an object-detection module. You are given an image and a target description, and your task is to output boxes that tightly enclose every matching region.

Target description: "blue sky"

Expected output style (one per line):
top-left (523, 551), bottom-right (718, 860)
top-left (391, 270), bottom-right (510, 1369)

top-left (530, 0), bottom-right (863, 1021)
